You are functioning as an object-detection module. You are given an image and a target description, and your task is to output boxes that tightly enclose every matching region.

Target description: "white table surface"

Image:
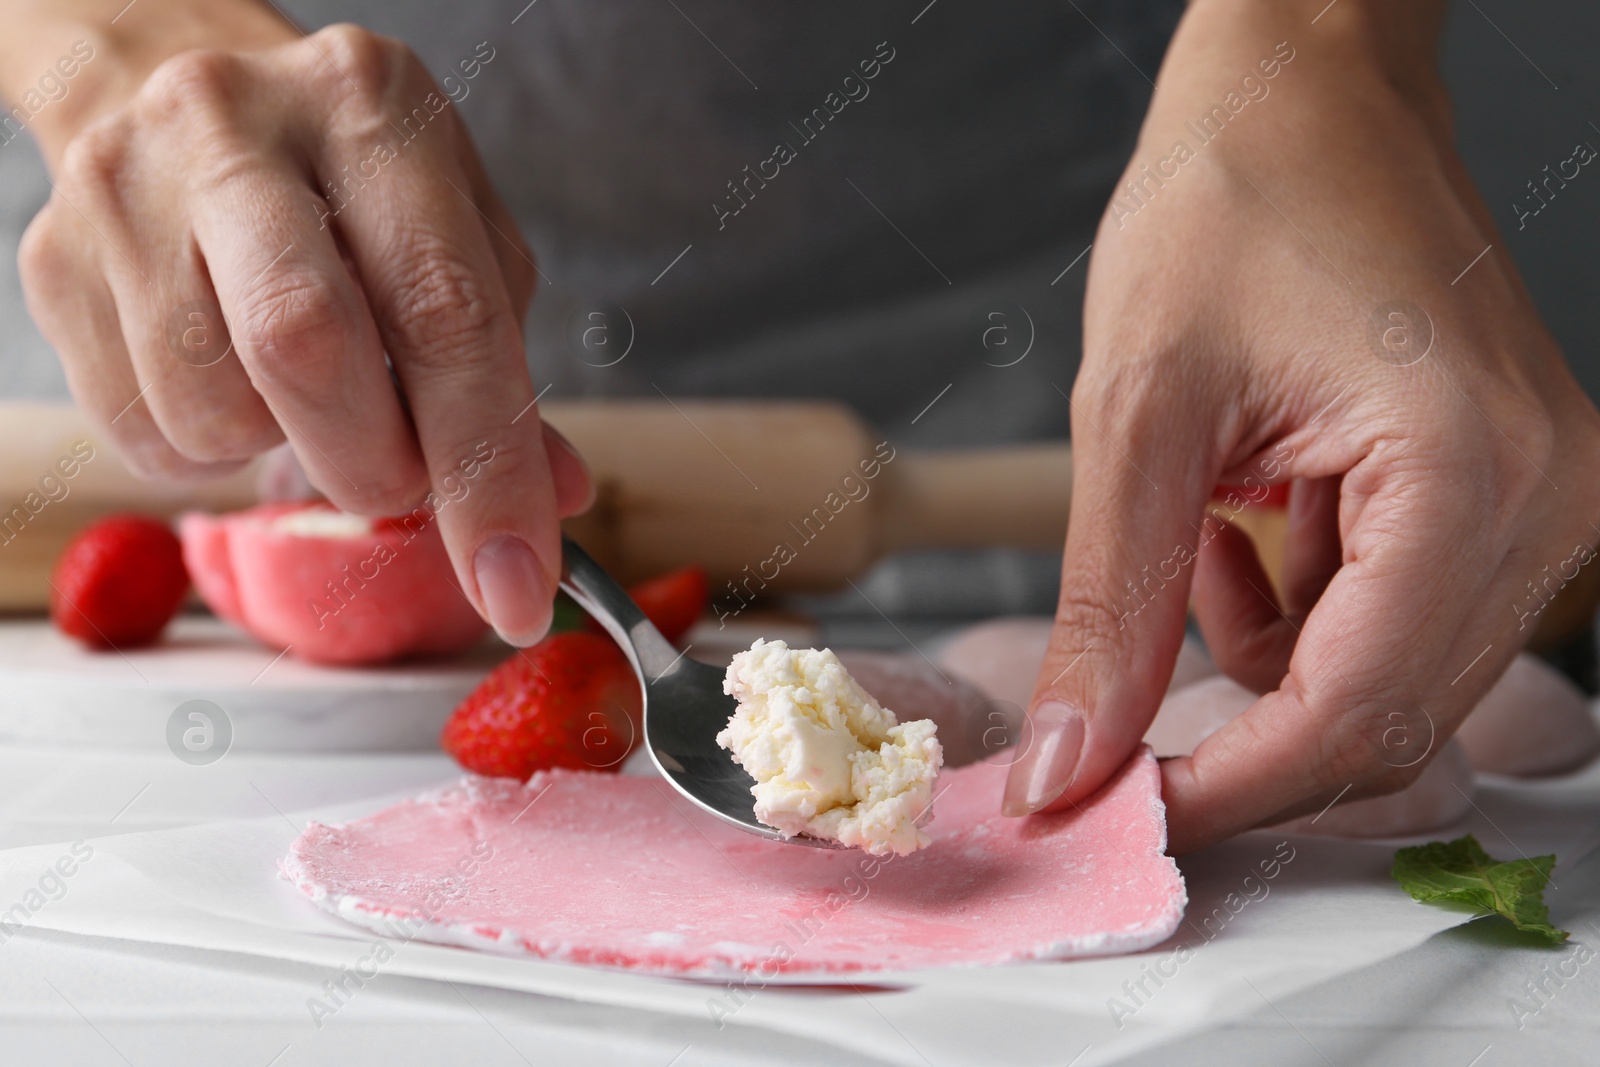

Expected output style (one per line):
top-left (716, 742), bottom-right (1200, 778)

top-left (0, 741), bottom-right (1595, 1067)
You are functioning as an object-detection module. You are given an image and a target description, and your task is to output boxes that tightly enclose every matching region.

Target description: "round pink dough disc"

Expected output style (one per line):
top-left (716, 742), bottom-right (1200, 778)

top-left (283, 752), bottom-right (1186, 978)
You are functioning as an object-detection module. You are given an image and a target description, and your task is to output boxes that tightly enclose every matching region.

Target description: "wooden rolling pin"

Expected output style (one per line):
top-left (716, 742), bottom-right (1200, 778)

top-left (2, 401), bottom-right (1594, 652)
top-left (0, 400), bottom-right (1072, 606)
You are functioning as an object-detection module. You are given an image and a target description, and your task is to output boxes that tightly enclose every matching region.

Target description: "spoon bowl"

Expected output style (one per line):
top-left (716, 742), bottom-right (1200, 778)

top-left (559, 537), bottom-right (846, 848)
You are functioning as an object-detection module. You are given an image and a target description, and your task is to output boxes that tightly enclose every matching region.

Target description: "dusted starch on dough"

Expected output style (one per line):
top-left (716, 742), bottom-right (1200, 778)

top-left (284, 750), bottom-right (1185, 977)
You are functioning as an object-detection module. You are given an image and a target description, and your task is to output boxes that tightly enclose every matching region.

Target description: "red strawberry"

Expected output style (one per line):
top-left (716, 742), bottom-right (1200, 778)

top-left (51, 514), bottom-right (189, 649)
top-left (629, 565), bottom-right (710, 644)
top-left (585, 564), bottom-right (709, 645)
top-left (441, 631), bottom-right (643, 780)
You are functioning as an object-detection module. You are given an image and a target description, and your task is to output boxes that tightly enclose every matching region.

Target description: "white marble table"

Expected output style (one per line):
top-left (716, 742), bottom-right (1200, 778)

top-left (0, 739), bottom-right (1595, 1067)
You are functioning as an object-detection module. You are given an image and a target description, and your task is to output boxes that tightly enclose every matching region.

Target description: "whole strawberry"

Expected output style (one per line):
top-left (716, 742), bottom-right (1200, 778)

top-left (442, 631), bottom-right (643, 779)
top-left (51, 514), bottom-right (189, 649)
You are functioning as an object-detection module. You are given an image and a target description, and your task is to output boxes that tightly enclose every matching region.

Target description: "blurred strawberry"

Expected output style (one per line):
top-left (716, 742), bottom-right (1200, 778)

top-left (585, 564), bottom-right (709, 645)
top-left (51, 514), bottom-right (189, 649)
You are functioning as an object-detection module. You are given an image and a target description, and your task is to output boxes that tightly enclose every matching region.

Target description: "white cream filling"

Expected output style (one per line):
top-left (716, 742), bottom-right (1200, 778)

top-left (273, 508), bottom-right (377, 539)
top-left (716, 639), bottom-right (943, 856)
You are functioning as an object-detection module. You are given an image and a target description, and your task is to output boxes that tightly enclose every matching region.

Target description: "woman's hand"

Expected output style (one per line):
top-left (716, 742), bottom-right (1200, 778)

top-left (1004, 0), bottom-right (1600, 851)
top-left (6, 2), bottom-right (590, 646)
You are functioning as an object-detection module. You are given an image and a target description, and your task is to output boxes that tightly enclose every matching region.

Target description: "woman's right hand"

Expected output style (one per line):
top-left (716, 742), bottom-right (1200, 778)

top-left (10, 11), bottom-right (591, 647)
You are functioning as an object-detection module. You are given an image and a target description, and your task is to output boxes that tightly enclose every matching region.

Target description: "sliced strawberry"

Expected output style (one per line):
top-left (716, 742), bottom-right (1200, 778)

top-left (375, 509), bottom-right (434, 535)
top-left (441, 631), bottom-right (642, 780)
top-left (51, 514), bottom-right (189, 649)
top-left (1210, 482), bottom-right (1291, 508)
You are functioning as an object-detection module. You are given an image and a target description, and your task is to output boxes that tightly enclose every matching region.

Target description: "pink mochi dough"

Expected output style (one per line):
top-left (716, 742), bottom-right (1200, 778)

top-left (1153, 675), bottom-right (1475, 838)
top-left (1454, 654), bottom-right (1600, 776)
top-left (937, 616), bottom-right (1217, 713)
top-left (179, 503), bottom-right (486, 665)
top-left (1274, 743), bottom-right (1475, 838)
top-left (283, 749), bottom-right (1186, 977)
top-left (1144, 675), bottom-right (1252, 759)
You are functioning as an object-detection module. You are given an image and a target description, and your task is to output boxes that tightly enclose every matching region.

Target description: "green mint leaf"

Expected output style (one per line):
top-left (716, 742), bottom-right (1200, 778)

top-left (1392, 834), bottom-right (1567, 946)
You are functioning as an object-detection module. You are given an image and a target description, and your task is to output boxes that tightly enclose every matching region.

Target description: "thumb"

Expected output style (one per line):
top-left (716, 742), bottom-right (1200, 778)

top-left (1002, 394), bottom-right (1220, 817)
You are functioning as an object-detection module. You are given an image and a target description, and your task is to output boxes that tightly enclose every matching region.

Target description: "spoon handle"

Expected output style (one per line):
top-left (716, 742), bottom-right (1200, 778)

top-left (558, 537), bottom-right (684, 681)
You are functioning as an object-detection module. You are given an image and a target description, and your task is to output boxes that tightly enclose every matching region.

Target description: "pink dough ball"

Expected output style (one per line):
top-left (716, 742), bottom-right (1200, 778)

top-left (180, 503), bottom-right (486, 666)
top-left (1144, 675), bottom-right (1254, 759)
top-left (937, 616), bottom-right (1217, 712)
top-left (834, 649), bottom-right (998, 768)
top-left (1152, 675), bottom-right (1477, 838)
top-left (1455, 654), bottom-right (1600, 776)
top-left (1274, 741), bottom-right (1475, 839)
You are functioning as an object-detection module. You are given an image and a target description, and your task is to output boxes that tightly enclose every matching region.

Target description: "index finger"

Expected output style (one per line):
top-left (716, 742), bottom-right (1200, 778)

top-left (1001, 371), bottom-right (1221, 818)
top-left (320, 59), bottom-right (564, 644)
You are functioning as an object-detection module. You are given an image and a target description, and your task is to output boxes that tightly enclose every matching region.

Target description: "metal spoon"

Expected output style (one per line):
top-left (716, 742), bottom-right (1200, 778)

top-left (558, 536), bottom-right (845, 848)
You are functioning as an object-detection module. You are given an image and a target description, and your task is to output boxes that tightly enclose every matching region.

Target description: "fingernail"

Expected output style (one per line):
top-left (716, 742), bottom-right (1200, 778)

top-left (1001, 701), bottom-right (1086, 817)
top-left (473, 535), bottom-right (552, 647)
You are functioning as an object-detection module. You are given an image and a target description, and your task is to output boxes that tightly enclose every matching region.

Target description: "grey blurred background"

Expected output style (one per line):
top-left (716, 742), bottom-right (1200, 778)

top-left (0, 1), bottom-right (1593, 655)
top-left (0, 1), bottom-right (1593, 420)
top-left (1452, 2), bottom-right (1600, 399)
